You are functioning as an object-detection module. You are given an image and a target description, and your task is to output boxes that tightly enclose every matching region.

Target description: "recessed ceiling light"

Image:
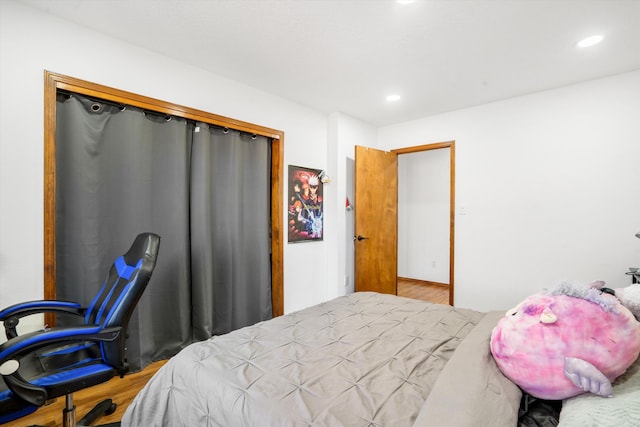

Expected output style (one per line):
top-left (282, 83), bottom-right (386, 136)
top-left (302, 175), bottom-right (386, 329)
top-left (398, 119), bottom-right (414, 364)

top-left (577, 34), bottom-right (604, 48)
top-left (386, 94), bottom-right (401, 102)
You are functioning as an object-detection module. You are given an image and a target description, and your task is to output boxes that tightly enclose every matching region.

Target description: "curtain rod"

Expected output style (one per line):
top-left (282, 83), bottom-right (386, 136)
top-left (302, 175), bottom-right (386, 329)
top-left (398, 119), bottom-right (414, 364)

top-left (57, 88), bottom-right (262, 140)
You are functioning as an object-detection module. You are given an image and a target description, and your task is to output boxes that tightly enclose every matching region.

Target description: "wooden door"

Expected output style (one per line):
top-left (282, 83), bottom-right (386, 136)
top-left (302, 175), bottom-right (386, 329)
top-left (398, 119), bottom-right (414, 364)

top-left (354, 145), bottom-right (398, 294)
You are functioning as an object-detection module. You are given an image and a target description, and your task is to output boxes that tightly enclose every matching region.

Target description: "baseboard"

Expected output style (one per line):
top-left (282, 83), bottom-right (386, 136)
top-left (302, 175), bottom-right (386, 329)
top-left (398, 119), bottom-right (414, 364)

top-left (398, 277), bottom-right (449, 288)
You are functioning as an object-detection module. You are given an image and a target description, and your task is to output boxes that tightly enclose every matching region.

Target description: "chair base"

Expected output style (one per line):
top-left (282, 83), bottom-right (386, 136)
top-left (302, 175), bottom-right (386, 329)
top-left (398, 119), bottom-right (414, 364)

top-left (35, 394), bottom-right (120, 427)
top-left (76, 398), bottom-right (117, 426)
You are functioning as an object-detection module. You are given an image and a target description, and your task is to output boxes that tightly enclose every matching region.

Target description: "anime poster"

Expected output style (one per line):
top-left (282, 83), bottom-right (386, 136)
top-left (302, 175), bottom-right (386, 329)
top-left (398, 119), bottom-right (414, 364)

top-left (288, 165), bottom-right (323, 242)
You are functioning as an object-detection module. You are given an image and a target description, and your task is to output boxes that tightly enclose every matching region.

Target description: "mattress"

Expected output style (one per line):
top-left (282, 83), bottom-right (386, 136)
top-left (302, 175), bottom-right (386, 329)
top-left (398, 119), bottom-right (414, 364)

top-left (122, 292), bottom-right (521, 426)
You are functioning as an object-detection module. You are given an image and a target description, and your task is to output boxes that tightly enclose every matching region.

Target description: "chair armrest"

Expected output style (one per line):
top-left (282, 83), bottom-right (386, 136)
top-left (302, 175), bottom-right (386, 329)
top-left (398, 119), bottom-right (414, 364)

top-left (0, 325), bottom-right (121, 364)
top-left (0, 363), bottom-right (48, 407)
top-left (0, 325), bottom-right (121, 408)
top-left (0, 300), bottom-right (84, 319)
top-left (0, 300), bottom-right (85, 340)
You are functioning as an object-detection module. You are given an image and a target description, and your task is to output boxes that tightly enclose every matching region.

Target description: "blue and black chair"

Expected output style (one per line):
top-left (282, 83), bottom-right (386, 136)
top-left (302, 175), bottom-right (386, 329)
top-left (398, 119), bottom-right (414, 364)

top-left (0, 232), bottom-right (160, 426)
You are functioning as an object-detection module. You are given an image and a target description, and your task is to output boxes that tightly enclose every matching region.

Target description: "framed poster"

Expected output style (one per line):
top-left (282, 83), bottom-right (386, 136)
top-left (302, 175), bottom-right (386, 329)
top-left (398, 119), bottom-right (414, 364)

top-left (288, 165), bottom-right (323, 242)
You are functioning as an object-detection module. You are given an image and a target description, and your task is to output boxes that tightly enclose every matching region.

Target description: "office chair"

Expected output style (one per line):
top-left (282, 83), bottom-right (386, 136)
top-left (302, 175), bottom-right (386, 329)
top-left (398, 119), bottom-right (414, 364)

top-left (0, 232), bottom-right (160, 426)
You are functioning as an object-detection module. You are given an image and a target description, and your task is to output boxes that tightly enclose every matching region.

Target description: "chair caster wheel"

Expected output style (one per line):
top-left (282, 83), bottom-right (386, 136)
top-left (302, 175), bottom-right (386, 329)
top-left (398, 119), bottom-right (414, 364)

top-left (105, 402), bottom-right (117, 415)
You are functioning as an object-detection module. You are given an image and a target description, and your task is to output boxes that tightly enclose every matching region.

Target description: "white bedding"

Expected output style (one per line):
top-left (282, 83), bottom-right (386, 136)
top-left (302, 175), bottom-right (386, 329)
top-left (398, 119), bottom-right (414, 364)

top-left (559, 356), bottom-right (640, 427)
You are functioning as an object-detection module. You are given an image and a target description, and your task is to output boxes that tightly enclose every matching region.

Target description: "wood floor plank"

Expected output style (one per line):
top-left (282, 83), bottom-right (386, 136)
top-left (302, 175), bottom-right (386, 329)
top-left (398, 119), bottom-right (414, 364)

top-left (397, 279), bottom-right (450, 305)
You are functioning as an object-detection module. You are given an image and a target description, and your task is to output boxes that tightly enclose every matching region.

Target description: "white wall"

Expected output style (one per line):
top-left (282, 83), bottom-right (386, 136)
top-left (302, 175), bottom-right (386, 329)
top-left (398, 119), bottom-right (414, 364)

top-left (3, 1), bottom-right (640, 331)
top-left (328, 113), bottom-right (377, 296)
top-left (379, 70), bottom-right (640, 311)
top-left (398, 149), bottom-right (450, 284)
top-left (0, 1), bottom-right (331, 333)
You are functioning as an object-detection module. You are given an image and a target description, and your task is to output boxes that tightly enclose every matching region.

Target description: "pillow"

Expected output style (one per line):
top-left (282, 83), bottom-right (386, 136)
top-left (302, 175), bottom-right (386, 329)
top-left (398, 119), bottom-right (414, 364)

top-left (414, 311), bottom-right (521, 427)
top-left (559, 356), bottom-right (640, 427)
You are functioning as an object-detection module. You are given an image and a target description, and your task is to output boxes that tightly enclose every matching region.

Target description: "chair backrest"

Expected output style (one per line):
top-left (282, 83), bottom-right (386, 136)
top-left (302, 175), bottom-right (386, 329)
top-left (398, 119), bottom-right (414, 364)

top-left (84, 232), bottom-right (160, 369)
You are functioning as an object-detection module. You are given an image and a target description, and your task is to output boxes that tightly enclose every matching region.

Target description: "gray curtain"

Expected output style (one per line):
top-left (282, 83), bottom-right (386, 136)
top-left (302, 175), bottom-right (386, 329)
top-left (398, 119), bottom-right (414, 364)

top-left (55, 93), bottom-right (272, 370)
top-left (190, 124), bottom-right (272, 339)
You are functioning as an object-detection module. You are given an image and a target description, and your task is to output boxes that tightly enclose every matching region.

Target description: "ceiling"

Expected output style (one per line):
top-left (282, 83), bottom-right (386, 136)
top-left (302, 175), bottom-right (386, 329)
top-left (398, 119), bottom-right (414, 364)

top-left (19, 0), bottom-right (640, 127)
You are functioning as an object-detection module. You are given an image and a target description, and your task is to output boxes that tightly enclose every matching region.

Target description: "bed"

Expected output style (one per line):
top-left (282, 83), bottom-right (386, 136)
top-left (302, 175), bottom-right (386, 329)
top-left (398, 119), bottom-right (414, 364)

top-left (122, 292), bottom-right (521, 426)
top-left (122, 291), bottom-right (640, 426)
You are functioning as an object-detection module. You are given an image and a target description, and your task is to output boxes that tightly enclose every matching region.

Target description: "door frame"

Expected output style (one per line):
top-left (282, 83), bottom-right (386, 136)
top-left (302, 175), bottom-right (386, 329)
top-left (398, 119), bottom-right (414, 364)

top-left (393, 141), bottom-right (455, 306)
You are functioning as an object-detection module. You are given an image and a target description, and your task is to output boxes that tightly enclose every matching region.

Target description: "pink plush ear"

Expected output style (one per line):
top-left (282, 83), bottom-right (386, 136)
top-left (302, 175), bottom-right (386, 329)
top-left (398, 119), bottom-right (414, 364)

top-left (564, 357), bottom-right (613, 397)
top-left (539, 308), bottom-right (557, 323)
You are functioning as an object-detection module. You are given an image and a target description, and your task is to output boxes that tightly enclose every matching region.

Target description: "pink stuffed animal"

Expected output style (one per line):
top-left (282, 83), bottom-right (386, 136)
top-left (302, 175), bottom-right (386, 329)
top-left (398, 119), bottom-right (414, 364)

top-left (490, 281), bottom-right (640, 400)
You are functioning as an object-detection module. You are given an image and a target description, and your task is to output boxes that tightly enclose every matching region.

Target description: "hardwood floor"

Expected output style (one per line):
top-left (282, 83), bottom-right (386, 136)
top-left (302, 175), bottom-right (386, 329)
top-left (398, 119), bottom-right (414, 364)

top-left (3, 359), bottom-right (167, 427)
top-left (397, 278), bottom-right (450, 305)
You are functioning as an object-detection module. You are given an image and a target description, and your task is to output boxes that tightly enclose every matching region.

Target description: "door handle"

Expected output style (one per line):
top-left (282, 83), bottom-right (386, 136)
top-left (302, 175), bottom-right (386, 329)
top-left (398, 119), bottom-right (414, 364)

top-left (354, 235), bottom-right (368, 241)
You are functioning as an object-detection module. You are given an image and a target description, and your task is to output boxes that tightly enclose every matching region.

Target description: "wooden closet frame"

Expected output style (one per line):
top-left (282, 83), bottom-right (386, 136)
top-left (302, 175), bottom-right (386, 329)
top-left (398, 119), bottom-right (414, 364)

top-left (43, 71), bottom-right (284, 327)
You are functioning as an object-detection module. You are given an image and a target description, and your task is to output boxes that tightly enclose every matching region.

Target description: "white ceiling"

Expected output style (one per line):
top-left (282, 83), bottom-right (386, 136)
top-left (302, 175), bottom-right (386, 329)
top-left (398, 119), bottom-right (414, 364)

top-left (19, 0), bottom-right (640, 127)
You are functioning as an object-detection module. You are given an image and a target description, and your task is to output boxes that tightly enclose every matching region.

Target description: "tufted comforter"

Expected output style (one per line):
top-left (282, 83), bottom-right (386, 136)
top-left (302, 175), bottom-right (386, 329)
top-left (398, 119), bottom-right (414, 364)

top-left (122, 292), bottom-right (520, 427)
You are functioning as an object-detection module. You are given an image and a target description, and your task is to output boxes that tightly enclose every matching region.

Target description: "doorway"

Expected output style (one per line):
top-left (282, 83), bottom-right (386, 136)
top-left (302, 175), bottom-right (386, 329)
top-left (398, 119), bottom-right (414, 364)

top-left (394, 142), bottom-right (454, 305)
top-left (397, 146), bottom-right (451, 304)
top-left (354, 142), bottom-right (455, 306)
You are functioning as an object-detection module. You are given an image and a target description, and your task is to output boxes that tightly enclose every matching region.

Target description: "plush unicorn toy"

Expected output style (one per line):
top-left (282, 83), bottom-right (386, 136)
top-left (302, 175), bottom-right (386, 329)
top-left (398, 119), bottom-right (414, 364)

top-left (490, 281), bottom-right (640, 400)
